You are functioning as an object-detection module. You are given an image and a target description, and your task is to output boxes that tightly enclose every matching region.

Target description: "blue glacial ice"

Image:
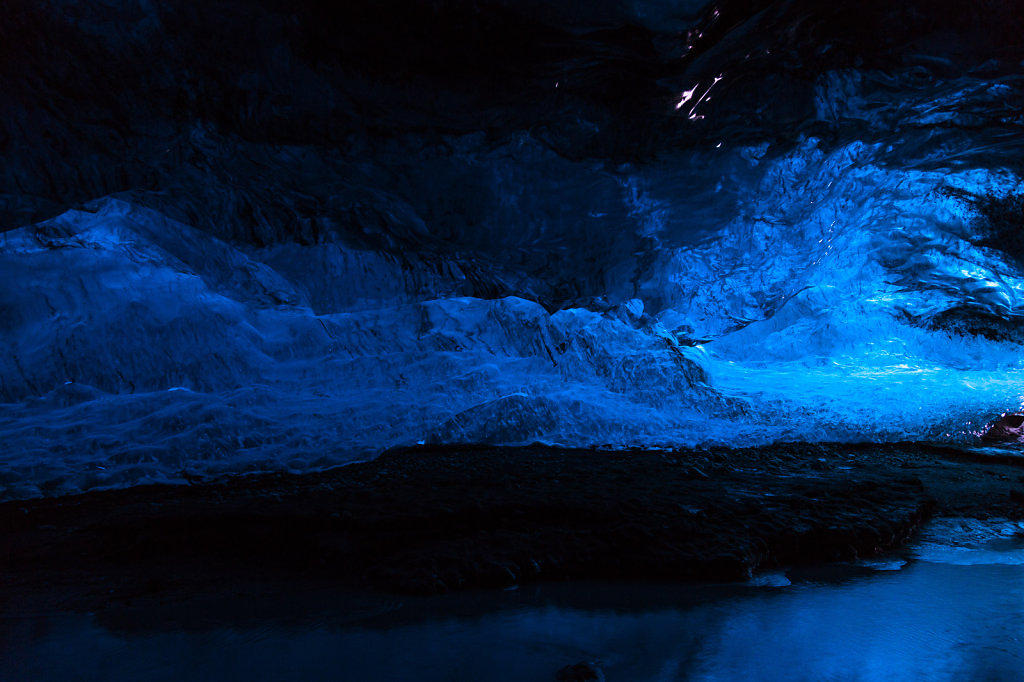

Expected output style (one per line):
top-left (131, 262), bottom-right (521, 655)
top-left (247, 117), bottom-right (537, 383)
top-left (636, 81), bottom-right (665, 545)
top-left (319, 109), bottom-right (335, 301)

top-left (1, 131), bottom-right (1023, 499)
top-left (2, 0), bottom-right (1024, 498)
top-left (0, 196), bottom-right (728, 497)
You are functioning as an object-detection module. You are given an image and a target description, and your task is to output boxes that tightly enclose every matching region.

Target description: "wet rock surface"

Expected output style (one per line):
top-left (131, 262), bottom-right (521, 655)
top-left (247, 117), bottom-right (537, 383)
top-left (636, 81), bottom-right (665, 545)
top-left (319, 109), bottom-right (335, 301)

top-left (983, 414), bottom-right (1024, 443)
top-left (4, 441), bottom-right (1024, 614)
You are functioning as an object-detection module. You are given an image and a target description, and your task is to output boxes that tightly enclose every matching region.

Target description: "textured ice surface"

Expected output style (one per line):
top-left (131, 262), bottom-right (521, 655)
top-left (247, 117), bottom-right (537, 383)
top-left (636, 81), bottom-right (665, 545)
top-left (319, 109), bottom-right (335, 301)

top-left (2, 146), bottom-right (1023, 498)
top-left (2, 0), bottom-right (1024, 498)
top-left (914, 519), bottom-right (1024, 566)
top-left (0, 199), bottom-right (732, 497)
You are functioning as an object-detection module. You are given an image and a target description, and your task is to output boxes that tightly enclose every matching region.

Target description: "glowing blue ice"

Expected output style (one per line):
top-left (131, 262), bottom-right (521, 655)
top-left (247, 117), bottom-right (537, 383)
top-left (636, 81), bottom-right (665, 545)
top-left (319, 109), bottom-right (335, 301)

top-left (2, 78), bottom-right (1024, 498)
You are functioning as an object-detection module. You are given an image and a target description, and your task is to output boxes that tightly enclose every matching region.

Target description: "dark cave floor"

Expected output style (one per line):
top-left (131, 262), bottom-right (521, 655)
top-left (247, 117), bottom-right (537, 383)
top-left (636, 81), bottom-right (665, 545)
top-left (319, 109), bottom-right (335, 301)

top-left (3, 442), bottom-right (1024, 615)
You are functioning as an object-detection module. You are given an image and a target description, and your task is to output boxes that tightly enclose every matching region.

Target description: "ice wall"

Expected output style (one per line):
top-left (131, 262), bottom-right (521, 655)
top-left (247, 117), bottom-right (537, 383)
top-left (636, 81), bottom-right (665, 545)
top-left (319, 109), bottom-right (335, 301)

top-left (1, 0), bottom-right (1023, 497)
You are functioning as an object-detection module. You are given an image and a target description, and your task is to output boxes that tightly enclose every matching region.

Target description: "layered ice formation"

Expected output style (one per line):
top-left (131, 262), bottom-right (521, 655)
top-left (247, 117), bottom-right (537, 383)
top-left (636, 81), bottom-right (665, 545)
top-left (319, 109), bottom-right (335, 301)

top-left (2, 0), bottom-right (1024, 497)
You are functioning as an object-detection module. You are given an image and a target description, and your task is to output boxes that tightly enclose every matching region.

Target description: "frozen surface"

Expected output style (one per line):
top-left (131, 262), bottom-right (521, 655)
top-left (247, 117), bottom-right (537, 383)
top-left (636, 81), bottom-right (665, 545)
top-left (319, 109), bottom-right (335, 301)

top-left (913, 518), bottom-right (1024, 566)
top-left (2, 0), bottom-right (1024, 497)
top-left (0, 199), bottom-right (731, 497)
top-left (2, 149), bottom-right (1023, 498)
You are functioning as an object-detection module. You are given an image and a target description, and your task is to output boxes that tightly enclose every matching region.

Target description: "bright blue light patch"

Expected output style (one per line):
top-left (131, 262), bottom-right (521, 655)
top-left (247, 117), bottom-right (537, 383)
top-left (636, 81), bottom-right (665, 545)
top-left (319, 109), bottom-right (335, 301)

top-left (1, 94), bottom-right (1023, 498)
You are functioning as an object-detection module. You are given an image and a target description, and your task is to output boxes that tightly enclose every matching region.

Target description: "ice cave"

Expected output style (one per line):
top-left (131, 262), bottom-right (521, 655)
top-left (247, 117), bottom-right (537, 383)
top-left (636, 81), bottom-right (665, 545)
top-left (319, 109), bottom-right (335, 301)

top-left (3, 1), bottom-right (1024, 680)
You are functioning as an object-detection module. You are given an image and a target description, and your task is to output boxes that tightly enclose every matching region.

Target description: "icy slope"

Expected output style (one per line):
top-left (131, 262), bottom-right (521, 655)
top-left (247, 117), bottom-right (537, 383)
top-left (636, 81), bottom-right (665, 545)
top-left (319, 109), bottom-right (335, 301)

top-left (3, 137), bottom-right (1024, 498)
top-left (2, 0), bottom-right (1024, 497)
top-left (0, 198), bottom-right (731, 498)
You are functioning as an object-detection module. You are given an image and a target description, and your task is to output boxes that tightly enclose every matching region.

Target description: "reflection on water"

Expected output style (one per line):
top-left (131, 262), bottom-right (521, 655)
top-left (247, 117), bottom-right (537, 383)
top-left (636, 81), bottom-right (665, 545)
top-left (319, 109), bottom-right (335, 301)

top-left (4, 555), bottom-right (1024, 682)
